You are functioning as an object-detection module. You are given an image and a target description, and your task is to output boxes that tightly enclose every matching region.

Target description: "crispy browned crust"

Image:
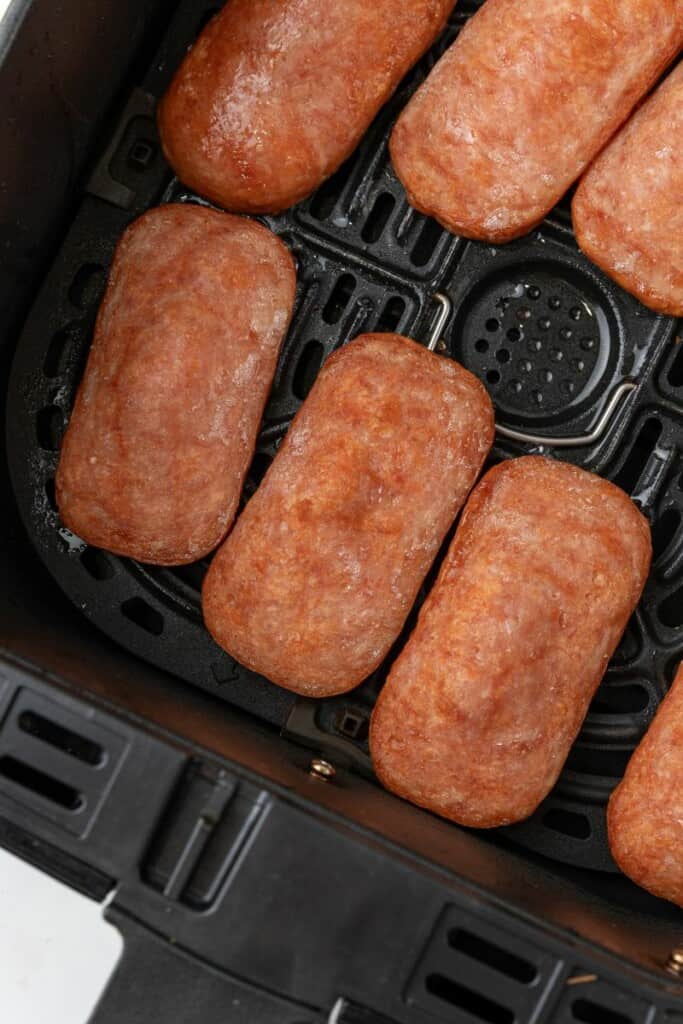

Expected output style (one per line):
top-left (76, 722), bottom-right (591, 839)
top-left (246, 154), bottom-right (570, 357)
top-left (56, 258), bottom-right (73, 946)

top-left (371, 456), bottom-right (651, 828)
top-left (608, 665), bottom-right (683, 907)
top-left (158, 0), bottom-right (456, 214)
top-left (390, 0), bottom-right (683, 243)
top-left (56, 205), bottom-right (296, 564)
top-left (202, 333), bottom-right (494, 696)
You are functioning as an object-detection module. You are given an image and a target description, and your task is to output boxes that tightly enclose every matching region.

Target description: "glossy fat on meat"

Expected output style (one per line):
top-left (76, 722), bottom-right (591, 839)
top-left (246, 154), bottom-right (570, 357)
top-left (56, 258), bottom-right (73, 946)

top-left (573, 62), bottom-right (683, 317)
top-left (158, 0), bottom-right (455, 214)
top-left (56, 205), bottom-right (296, 565)
top-left (202, 334), bottom-right (494, 697)
top-left (370, 457), bottom-right (651, 828)
top-left (390, 0), bottom-right (683, 243)
top-left (608, 665), bottom-right (683, 907)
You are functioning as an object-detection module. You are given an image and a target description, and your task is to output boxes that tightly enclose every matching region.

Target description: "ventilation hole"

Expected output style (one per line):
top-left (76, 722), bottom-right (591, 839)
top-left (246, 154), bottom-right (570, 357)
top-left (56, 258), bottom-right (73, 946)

top-left (18, 711), bottom-right (104, 767)
top-left (475, 339), bottom-right (489, 353)
top-left (361, 192), bottom-right (395, 243)
top-left (411, 217), bottom-right (443, 267)
top-left (322, 274), bottom-right (356, 324)
top-left (36, 405), bottom-right (64, 451)
top-left (486, 318), bottom-right (499, 333)
top-left (486, 370), bottom-right (501, 385)
top-left (652, 507), bottom-right (681, 561)
top-left (68, 263), bottom-right (105, 310)
top-left (590, 684), bottom-right (649, 715)
top-left (293, 340), bottom-right (324, 400)
top-left (668, 346), bottom-right (683, 388)
top-left (447, 929), bottom-right (537, 984)
top-left (196, 5), bottom-right (220, 34)
top-left (526, 285), bottom-right (540, 300)
top-left (374, 296), bottom-right (405, 334)
top-left (613, 418), bottom-right (663, 495)
top-left (0, 755), bottom-right (84, 811)
top-left (80, 547), bottom-right (115, 581)
top-left (44, 323), bottom-right (78, 378)
top-left (542, 808), bottom-right (591, 840)
top-left (496, 349), bottom-right (510, 364)
top-left (45, 478), bottom-right (57, 512)
top-left (506, 328), bottom-right (521, 343)
top-left (548, 296), bottom-right (561, 310)
top-left (121, 597), bottom-right (164, 636)
top-left (309, 157), bottom-right (353, 220)
top-left (613, 619), bottom-right (640, 665)
top-left (572, 998), bottom-right (633, 1024)
top-left (659, 584), bottom-right (683, 628)
top-left (250, 452), bottom-right (273, 490)
top-left (565, 746), bottom-right (632, 778)
top-left (425, 974), bottom-right (513, 1024)
top-left (517, 307), bottom-right (531, 322)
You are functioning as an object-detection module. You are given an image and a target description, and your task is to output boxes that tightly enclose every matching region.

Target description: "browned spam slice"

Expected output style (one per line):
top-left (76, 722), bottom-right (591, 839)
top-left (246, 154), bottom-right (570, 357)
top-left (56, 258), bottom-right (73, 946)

top-left (56, 204), bottom-right (296, 565)
top-left (608, 664), bottom-right (683, 907)
top-left (371, 456), bottom-right (651, 828)
top-left (573, 62), bottom-right (683, 317)
top-left (390, 0), bottom-right (683, 243)
top-left (158, 0), bottom-right (456, 214)
top-left (202, 334), bottom-right (494, 697)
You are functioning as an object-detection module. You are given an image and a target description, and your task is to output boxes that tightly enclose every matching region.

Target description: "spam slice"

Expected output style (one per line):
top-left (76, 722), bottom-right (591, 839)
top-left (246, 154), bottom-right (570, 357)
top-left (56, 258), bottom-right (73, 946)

top-left (608, 664), bottom-right (683, 907)
top-left (56, 204), bottom-right (295, 565)
top-left (158, 0), bottom-right (455, 214)
top-left (573, 61), bottom-right (683, 317)
top-left (390, 0), bottom-right (683, 243)
top-left (371, 457), bottom-right (651, 828)
top-left (202, 334), bottom-right (494, 697)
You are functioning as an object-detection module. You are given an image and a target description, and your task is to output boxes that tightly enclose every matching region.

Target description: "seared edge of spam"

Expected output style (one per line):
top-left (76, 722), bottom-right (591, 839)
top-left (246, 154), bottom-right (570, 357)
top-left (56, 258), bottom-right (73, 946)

top-left (202, 332), bottom-right (494, 696)
top-left (56, 204), bottom-right (296, 564)
top-left (370, 456), bottom-right (652, 827)
top-left (607, 664), bottom-right (683, 907)
top-left (573, 62), bottom-right (683, 317)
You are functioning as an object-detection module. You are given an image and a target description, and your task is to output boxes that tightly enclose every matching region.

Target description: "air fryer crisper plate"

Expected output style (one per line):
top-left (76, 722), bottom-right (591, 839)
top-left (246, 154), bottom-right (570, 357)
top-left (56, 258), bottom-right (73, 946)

top-left (6, 0), bottom-right (683, 873)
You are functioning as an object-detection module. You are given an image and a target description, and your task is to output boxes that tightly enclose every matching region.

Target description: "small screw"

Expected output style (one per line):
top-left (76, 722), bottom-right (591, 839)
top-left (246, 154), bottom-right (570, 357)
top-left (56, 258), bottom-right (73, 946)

top-left (309, 757), bottom-right (336, 782)
top-left (666, 949), bottom-right (683, 977)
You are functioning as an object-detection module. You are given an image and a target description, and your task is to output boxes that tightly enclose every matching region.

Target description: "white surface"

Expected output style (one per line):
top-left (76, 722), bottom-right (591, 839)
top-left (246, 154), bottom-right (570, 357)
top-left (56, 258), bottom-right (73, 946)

top-left (0, 848), bottom-right (122, 1024)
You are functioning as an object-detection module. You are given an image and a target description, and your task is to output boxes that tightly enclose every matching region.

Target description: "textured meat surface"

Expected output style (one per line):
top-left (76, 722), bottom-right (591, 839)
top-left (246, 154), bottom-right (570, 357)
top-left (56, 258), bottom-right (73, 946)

top-left (608, 665), bottom-right (683, 907)
top-left (158, 0), bottom-right (455, 213)
top-left (573, 62), bottom-right (683, 317)
top-left (371, 457), bottom-right (651, 828)
top-left (56, 205), bottom-right (295, 565)
top-left (202, 334), bottom-right (494, 696)
top-left (390, 0), bottom-right (683, 243)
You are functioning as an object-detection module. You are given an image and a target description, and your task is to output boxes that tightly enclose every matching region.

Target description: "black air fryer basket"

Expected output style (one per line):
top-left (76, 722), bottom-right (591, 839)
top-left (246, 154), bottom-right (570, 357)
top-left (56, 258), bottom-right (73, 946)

top-left (2, 2), bottom-right (683, 1022)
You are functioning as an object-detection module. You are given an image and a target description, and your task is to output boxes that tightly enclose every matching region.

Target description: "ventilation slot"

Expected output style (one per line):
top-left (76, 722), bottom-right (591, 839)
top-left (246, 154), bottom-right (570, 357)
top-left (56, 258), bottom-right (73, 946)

top-left (447, 929), bottom-right (537, 984)
top-left (121, 597), bottom-right (164, 635)
top-left (375, 296), bottom-right (405, 333)
top-left (411, 218), bottom-right (443, 267)
top-left (667, 345), bottom-right (683, 388)
top-left (659, 584), bottom-right (683, 628)
top-left (293, 340), bottom-right (324, 400)
top-left (612, 618), bottom-right (640, 665)
top-left (572, 998), bottom-right (632, 1024)
top-left (68, 263), bottom-right (105, 310)
top-left (18, 711), bottom-right (104, 767)
top-left (309, 157), bottom-right (353, 221)
top-left (361, 192), bottom-right (395, 243)
top-left (0, 755), bottom-right (83, 811)
top-left (80, 547), bottom-right (115, 581)
top-left (44, 323), bottom-right (79, 378)
top-left (322, 275), bottom-right (356, 324)
top-left (652, 507), bottom-right (681, 561)
top-left (425, 974), bottom-right (514, 1024)
top-left (36, 406), bottom-right (64, 451)
top-left (590, 684), bottom-right (649, 715)
top-left (613, 418), bottom-right (663, 495)
top-left (542, 808), bottom-right (591, 839)
top-left (565, 746), bottom-right (631, 778)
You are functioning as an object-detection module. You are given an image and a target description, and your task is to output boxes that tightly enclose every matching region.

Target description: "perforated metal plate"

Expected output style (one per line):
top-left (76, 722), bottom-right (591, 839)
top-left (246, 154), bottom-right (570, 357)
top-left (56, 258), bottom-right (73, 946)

top-left (7, 0), bottom-right (683, 871)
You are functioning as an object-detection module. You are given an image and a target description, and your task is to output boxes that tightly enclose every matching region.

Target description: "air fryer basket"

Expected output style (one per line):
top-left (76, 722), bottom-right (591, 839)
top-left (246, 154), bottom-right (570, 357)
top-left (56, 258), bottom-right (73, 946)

top-left (7, 0), bottom-right (683, 878)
